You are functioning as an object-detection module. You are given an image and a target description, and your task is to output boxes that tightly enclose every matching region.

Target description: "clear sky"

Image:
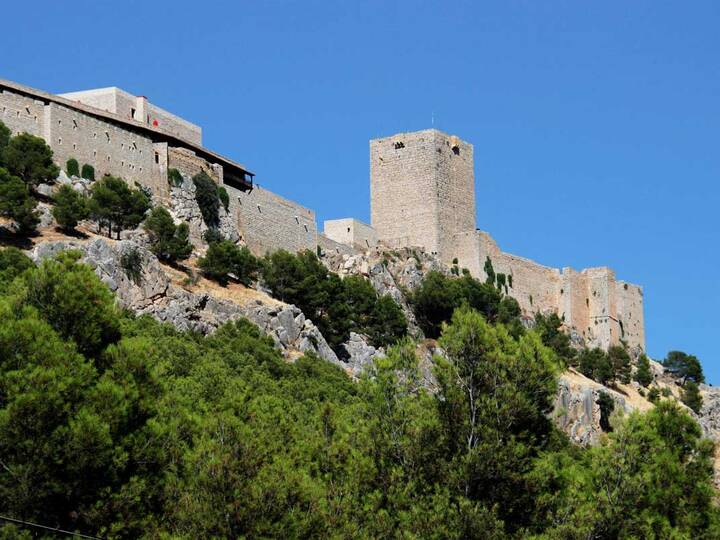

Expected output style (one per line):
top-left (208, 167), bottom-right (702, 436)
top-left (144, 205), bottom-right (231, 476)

top-left (2, 1), bottom-right (718, 381)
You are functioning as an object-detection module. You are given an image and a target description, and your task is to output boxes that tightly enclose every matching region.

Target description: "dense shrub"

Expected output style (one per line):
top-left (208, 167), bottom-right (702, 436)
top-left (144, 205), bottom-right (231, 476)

top-left (534, 312), bottom-right (577, 365)
top-left (0, 167), bottom-right (39, 235)
top-left (87, 175), bottom-right (150, 238)
top-left (0, 254), bottom-right (717, 538)
top-left (218, 185), bottom-right (230, 210)
top-left (0, 120), bottom-right (10, 152)
top-left (167, 167), bottom-right (184, 187)
top-left (80, 163), bottom-right (95, 181)
top-left (682, 380), bottom-right (703, 413)
top-left (578, 347), bottom-right (614, 385)
top-left (409, 270), bottom-right (520, 339)
top-left (52, 184), bottom-right (88, 231)
top-left (634, 353), bottom-right (653, 387)
top-left (66, 158), bottom-right (80, 177)
top-left (193, 170), bottom-right (221, 227)
top-left (0, 246), bottom-right (34, 286)
top-left (143, 206), bottom-right (192, 263)
top-left (120, 246), bottom-right (143, 285)
top-left (198, 240), bottom-right (260, 286)
top-left (202, 227), bottom-right (225, 244)
top-left (263, 249), bottom-right (407, 350)
top-left (1, 132), bottom-right (59, 186)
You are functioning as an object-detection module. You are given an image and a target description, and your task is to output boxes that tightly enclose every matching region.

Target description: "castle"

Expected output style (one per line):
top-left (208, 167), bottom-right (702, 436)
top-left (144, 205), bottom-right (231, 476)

top-left (0, 80), bottom-right (644, 352)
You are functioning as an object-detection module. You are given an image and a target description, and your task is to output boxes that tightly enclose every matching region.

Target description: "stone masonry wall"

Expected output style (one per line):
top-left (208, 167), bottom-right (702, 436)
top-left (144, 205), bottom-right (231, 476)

top-left (371, 129), bottom-right (475, 262)
top-left (168, 146), bottom-right (222, 184)
top-left (0, 88), bottom-right (45, 137)
top-left (45, 102), bottom-right (163, 193)
top-left (230, 185), bottom-right (317, 256)
top-left (323, 218), bottom-right (378, 251)
top-left (453, 229), bottom-right (645, 351)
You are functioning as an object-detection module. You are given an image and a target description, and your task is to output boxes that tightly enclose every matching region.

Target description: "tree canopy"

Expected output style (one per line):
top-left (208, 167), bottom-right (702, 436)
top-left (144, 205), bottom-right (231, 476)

top-left (0, 247), bottom-right (717, 539)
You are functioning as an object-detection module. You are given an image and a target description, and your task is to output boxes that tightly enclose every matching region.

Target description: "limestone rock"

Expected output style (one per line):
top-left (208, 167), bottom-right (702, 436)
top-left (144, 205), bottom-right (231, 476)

top-left (341, 332), bottom-right (383, 375)
top-left (29, 237), bottom-right (339, 365)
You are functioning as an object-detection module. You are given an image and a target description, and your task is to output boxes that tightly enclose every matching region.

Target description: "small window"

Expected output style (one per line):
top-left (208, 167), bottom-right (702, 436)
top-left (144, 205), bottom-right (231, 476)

top-left (154, 152), bottom-right (159, 164)
top-left (452, 145), bottom-right (460, 155)
top-left (131, 108), bottom-right (136, 119)
top-left (257, 205), bottom-right (262, 213)
top-left (72, 119), bottom-right (78, 129)
top-left (105, 131), bottom-right (110, 142)
top-left (57, 137), bottom-right (62, 144)
top-left (347, 227), bottom-right (350, 233)
top-left (304, 225), bottom-right (308, 232)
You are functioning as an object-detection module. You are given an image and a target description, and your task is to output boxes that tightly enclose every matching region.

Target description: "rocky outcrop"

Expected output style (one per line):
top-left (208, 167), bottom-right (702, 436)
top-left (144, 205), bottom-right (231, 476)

top-left (169, 177), bottom-right (239, 245)
top-left (30, 237), bottom-right (339, 366)
top-left (322, 247), bottom-right (447, 338)
top-left (553, 370), bottom-right (637, 446)
top-left (341, 332), bottom-right (384, 375)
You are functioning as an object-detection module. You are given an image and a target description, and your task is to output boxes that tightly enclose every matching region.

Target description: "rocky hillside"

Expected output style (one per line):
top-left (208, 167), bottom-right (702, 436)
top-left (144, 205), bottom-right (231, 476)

top-left (12, 207), bottom-right (720, 483)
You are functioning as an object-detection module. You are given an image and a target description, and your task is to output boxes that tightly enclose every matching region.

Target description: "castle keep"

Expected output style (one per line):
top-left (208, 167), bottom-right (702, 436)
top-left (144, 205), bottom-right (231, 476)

top-left (0, 79), bottom-right (644, 351)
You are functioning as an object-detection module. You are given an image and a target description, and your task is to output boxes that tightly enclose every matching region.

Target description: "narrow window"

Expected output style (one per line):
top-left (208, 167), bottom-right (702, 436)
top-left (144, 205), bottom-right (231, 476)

top-left (154, 152), bottom-right (159, 164)
top-left (131, 108), bottom-right (136, 119)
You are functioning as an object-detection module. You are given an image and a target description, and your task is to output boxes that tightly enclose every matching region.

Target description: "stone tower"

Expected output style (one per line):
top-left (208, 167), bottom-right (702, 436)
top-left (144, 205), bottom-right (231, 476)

top-left (370, 129), bottom-right (475, 263)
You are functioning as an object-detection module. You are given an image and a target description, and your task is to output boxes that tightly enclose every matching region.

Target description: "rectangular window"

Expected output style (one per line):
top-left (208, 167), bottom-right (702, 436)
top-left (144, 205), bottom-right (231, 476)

top-left (154, 152), bottom-right (159, 164)
top-left (131, 108), bottom-right (136, 119)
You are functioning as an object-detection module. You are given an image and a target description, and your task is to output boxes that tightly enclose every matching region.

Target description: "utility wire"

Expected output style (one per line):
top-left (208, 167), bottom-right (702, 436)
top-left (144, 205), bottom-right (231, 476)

top-left (0, 514), bottom-right (104, 539)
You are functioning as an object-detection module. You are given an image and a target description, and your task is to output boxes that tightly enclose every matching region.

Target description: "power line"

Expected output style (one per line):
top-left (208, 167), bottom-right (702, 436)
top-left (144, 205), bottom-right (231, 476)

top-left (0, 514), bottom-right (104, 539)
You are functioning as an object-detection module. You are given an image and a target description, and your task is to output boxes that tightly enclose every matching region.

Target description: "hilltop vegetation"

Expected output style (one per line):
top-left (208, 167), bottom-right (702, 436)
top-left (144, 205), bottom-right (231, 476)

top-left (0, 248), bottom-right (718, 539)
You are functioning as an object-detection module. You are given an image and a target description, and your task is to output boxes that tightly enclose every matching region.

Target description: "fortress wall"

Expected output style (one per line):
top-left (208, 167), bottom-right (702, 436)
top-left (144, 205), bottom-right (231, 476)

top-left (615, 281), bottom-right (645, 351)
top-left (560, 268), bottom-right (592, 341)
top-left (0, 88), bottom-right (45, 137)
top-left (318, 233), bottom-right (357, 256)
top-left (168, 146), bottom-right (222, 183)
top-left (147, 102), bottom-right (202, 145)
top-left (584, 268), bottom-right (617, 350)
top-left (234, 185), bottom-right (317, 256)
top-left (324, 218), bottom-right (378, 251)
top-left (371, 130), bottom-right (441, 254)
top-left (45, 102), bottom-right (161, 191)
top-left (61, 88), bottom-right (121, 115)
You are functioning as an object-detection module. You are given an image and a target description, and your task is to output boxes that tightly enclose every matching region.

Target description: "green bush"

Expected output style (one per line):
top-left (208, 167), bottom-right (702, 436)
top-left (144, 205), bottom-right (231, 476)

top-left (120, 246), bottom-right (143, 285)
top-left (0, 246), bottom-right (34, 287)
top-left (198, 240), bottom-right (260, 286)
top-left (682, 380), bottom-right (703, 414)
top-left (192, 170), bottom-right (220, 227)
top-left (262, 250), bottom-right (407, 351)
top-left (409, 270), bottom-right (511, 339)
top-left (0, 167), bottom-right (39, 235)
top-left (534, 312), bottom-right (576, 365)
top-left (0, 120), bottom-right (10, 152)
top-left (167, 168), bottom-right (183, 187)
top-left (87, 175), bottom-right (150, 238)
top-left (1, 132), bottom-right (59, 186)
top-left (597, 391), bottom-right (615, 432)
top-left (202, 227), bottom-right (225, 244)
top-left (81, 163), bottom-right (95, 181)
top-left (218, 186), bottom-right (230, 210)
top-left (66, 158), bottom-right (80, 177)
top-left (143, 206), bottom-right (193, 263)
top-left (578, 347), bottom-right (614, 385)
top-left (634, 353), bottom-right (653, 387)
top-left (52, 184), bottom-right (88, 231)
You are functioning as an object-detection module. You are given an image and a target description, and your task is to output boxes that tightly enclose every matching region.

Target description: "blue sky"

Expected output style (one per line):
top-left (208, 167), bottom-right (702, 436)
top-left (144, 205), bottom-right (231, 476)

top-left (2, 1), bottom-right (719, 381)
